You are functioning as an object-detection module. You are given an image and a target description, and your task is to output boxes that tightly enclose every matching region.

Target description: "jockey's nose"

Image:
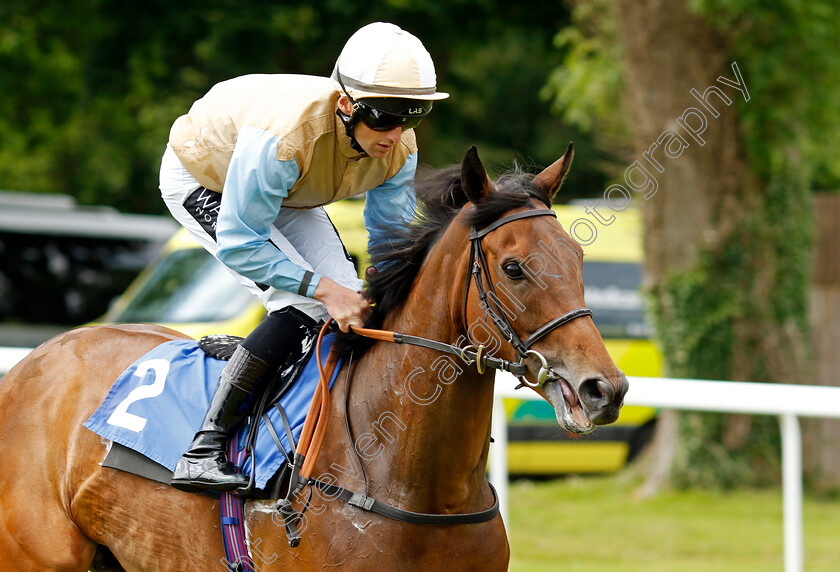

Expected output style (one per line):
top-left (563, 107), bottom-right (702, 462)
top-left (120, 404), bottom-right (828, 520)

top-left (385, 126), bottom-right (404, 143)
top-left (578, 375), bottom-right (628, 425)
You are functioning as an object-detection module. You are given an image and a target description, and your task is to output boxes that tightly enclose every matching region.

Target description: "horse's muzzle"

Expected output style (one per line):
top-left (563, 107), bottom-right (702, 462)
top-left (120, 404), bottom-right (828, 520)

top-left (543, 372), bottom-right (629, 434)
top-left (578, 375), bottom-right (628, 426)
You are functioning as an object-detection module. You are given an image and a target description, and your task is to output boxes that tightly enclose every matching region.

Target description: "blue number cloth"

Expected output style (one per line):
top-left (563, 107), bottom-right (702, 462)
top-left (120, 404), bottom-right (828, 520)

top-left (84, 335), bottom-right (340, 490)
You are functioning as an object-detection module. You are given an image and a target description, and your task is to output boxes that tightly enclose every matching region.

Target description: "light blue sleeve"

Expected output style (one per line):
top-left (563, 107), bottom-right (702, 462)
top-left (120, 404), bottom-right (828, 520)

top-left (215, 126), bottom-right (321, 297)
top-left (364, 152), bottom-right (417, 258)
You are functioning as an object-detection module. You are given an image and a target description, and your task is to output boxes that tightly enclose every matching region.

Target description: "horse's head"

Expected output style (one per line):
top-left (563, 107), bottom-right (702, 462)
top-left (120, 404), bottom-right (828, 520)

top-left (457, 144), bottom-right (628, 434)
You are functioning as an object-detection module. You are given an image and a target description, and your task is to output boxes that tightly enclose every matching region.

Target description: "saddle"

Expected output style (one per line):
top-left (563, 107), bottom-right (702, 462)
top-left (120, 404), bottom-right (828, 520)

top-left (101, 329), bottom-right (321, 500)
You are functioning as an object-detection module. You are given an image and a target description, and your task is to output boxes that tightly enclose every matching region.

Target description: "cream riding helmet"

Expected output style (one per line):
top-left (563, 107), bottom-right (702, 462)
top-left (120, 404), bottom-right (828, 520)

top-left (332, 22), bottom-right (449, 152)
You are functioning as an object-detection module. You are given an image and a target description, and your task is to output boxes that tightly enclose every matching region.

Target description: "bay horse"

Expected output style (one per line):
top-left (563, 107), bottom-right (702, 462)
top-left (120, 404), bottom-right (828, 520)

top-left (0, 145), bottom-right (627, 571)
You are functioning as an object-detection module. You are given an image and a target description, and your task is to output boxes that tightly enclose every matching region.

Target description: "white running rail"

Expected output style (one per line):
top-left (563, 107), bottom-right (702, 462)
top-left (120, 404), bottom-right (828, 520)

top-left (0, 347), bottom-right (32, 376)
top-left (491, 374), bottom-right (840, 572)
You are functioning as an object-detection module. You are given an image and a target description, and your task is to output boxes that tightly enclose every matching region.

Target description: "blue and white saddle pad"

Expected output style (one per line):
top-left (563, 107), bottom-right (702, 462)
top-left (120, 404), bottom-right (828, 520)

top-left (84, 335), bottom-right (340, 490)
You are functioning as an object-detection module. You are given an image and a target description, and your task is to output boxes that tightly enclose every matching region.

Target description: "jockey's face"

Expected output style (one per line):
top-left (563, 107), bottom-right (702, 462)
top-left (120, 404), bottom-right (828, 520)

top-left (337, 95), bottom-right (404, 159)
top-left (353, 121), bottom-right (404, 158)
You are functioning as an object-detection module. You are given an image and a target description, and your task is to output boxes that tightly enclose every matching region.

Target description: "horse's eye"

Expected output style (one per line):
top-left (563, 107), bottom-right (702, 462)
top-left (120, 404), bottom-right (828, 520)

top-left (503, 261), bottom-right (525, 280)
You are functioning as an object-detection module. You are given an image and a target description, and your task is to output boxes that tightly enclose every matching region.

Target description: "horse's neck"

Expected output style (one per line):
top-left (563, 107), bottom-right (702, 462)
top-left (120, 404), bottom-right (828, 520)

top-left (350, 326), bottom-right (493, 512)
top-left (349, 243), bottom-right (494, 511)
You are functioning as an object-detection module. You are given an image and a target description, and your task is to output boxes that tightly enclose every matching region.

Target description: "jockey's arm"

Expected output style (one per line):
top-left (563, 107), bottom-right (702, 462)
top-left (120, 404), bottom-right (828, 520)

top-left (214, 126), bottom-right (371, 331)
top-left (321, 153), bottom-right (418, 331)
top-left (363, 151), bottom-right (418, 268)
top-left (215, 126), bottom-right (322, 296)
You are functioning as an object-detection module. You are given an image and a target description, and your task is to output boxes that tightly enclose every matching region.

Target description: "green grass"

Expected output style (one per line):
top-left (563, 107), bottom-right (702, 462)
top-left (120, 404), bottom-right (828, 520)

top-left (507, 475), bottom-right (840, 571)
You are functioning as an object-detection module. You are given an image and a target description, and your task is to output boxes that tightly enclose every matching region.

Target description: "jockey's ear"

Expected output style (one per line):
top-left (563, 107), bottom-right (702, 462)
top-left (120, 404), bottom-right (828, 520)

top-left (532, 142), bottom-right (574, 199)
top-left (461, 146), bottom-right (494, 204)
top-left (337, 95), bottom-right (353, 115)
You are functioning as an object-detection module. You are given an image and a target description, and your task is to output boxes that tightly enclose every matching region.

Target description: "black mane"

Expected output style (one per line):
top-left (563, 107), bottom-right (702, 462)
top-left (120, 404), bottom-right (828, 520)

top-left (337, 164), bottom-right (550, 356)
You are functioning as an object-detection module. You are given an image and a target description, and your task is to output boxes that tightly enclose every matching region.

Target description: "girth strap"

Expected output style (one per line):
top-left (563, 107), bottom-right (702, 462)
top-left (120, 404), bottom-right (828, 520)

top-left (310, 479), bottom-right (501, 525)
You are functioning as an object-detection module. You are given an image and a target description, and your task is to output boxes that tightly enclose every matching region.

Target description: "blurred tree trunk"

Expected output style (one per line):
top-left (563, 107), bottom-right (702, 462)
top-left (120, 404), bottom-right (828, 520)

top-left (611, 0), bottom-right (812, 492)
top-left (804, 195), bottom-right (840, 493)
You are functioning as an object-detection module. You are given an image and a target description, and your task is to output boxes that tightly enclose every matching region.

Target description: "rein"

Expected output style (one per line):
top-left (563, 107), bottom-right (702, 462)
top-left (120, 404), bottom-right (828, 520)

top-left (348, 324), bottom-right (528, 377)
top-left (278, 206), bottom-right (593, 543)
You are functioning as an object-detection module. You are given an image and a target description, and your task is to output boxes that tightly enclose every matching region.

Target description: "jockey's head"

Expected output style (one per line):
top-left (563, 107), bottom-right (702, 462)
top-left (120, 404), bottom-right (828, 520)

top-left (332, 22), bottom-right (449, 153)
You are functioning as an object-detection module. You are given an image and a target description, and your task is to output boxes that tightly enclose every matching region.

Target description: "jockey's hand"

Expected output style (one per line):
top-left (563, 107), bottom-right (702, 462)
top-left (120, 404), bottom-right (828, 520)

top-left (313, 277), bottom-right (371, 333)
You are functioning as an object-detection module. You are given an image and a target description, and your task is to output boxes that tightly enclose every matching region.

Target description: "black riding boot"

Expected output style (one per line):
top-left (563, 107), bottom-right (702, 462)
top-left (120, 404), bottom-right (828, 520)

top-left (171, 307), bottom-right (316, 493)
top-left (171, 345), bottom-right (267, 492)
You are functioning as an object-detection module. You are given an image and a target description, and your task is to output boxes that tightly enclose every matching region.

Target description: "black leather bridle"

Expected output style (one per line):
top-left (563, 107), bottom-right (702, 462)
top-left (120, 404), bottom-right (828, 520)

top-left (278, 206), bottom-right (595, 543)
top-left (319, 208), bottom-right (593, 387)
top-left (464, 207), bottom-right (592, 386)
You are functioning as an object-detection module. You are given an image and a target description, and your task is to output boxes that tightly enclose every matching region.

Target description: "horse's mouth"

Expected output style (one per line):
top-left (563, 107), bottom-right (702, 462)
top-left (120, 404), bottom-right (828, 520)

top-left (543, 378), bottom-right (595, 435)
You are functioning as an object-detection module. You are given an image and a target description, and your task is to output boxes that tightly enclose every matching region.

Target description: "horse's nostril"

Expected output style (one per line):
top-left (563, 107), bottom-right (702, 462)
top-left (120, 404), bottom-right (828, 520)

top-left (579, 378), bottom-right (614, 411)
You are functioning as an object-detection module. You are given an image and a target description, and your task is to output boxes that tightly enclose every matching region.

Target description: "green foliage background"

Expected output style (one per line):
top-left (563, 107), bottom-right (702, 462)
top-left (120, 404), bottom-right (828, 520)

top-left (545, 0), bottom-right (840, 488)
top-left (546, 0), bottom-right (840, 189)
top-left (0, 0), bottom-right (612, 213)
top-left (656, 1), bottom-right (836, 488)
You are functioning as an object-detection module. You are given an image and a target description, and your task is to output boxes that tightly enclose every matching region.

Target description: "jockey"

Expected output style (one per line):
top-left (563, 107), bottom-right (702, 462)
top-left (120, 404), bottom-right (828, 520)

top-left (160, 22), bottom-right (448, 493)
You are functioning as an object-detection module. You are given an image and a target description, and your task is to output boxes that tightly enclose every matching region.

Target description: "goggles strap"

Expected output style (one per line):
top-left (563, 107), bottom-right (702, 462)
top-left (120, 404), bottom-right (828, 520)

top-left (335, 70), bottom-right (366, 153)
top-left (335, 109), bottom-right (365, 154)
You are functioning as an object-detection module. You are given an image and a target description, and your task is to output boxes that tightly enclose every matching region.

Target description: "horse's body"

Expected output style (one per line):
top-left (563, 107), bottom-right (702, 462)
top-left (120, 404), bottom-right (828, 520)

top-left (0, 146), bottom-right (627, 571)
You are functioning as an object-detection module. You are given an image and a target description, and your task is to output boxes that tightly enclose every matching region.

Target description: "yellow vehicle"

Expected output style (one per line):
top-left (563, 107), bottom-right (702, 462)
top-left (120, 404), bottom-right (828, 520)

top-left (100, 199), bottom-right (659, 474)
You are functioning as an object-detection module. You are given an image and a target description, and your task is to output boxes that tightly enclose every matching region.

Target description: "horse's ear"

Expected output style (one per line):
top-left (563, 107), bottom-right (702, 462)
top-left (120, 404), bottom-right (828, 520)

top-left (461, 146), bottom-right (494, 203)
top-left (532, 142), bottom-right (574, 199)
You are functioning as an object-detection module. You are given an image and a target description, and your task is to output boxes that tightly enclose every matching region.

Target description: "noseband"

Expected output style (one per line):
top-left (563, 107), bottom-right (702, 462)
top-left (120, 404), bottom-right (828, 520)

top-left (464, 207), bottom-right (592, 387)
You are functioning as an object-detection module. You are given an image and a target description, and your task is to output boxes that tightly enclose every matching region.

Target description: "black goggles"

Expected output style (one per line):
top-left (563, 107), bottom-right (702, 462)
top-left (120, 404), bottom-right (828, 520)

top-left (354, 99), bottom-right (432, 131)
